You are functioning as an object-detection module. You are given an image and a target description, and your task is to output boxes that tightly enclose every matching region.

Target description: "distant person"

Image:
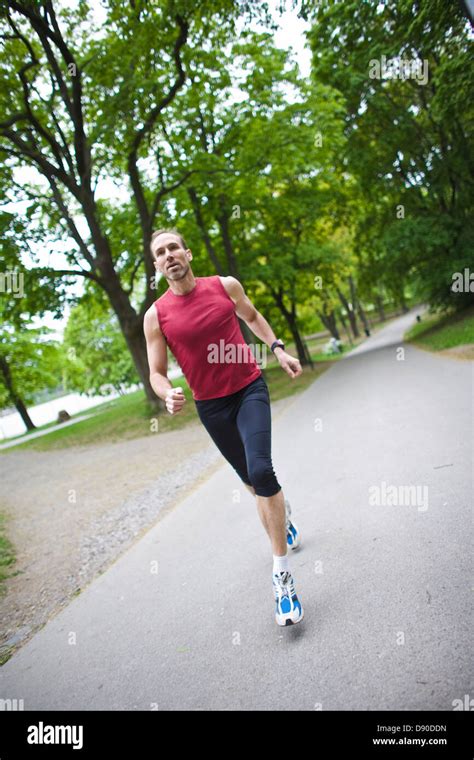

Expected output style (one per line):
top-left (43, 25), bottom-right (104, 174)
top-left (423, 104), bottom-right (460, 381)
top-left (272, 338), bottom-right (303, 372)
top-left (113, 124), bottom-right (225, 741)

top-left (325, 337), bottom-right (342, 355)
top-left (143, 230), bottom-right (305, 626)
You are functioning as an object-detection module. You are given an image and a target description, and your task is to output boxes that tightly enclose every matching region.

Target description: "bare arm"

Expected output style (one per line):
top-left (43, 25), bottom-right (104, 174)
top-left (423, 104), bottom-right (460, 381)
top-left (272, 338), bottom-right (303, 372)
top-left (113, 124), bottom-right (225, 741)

top-left (143, 307), bottom-right (186, 412)
top-left (221, 276), bottom-right (302, 379)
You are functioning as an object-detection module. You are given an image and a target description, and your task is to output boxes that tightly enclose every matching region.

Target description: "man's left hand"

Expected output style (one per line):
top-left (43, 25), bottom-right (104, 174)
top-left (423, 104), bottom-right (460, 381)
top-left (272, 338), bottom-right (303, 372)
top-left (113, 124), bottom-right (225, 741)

top-left (275, 349), bottom-right (302, 379)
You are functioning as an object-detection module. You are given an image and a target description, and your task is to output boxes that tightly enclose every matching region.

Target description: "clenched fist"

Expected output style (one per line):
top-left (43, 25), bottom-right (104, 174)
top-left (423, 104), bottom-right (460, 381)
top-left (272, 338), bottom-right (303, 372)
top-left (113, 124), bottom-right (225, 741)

top-left (165, 387), bottom-right (186, 415)
top-left (276, 350), bottom-right (303, 379)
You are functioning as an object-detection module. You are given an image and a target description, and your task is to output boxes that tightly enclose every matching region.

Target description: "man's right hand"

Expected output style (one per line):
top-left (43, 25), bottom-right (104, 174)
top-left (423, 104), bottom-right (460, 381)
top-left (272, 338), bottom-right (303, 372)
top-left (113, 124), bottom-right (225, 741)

top-left (165, 387), bottom-right (186, 415)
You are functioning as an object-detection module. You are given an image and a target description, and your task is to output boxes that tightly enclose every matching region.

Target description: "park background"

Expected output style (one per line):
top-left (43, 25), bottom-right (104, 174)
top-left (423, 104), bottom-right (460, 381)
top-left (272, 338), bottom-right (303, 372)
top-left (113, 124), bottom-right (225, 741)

top-left (0, 0), bottom-right (472, 695)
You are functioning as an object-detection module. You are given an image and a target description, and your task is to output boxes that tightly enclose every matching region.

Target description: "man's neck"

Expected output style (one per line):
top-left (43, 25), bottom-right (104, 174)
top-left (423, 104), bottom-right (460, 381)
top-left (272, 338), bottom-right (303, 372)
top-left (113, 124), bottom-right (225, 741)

top-left (168, 271), bottom-right (197, 296)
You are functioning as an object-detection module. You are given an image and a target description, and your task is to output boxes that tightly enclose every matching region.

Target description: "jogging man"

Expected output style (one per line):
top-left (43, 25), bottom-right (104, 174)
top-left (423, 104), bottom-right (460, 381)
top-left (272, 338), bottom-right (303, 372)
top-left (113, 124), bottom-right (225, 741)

top-left (143, 229), bottom-right (305, 626)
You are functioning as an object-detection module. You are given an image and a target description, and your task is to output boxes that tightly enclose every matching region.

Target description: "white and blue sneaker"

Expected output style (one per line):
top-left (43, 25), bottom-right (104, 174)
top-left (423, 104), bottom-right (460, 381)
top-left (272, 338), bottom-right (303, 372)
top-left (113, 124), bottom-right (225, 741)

top-left (273, 570), bottom-right (304, 626)
top-left (285, 499), bottom-right (300, 551)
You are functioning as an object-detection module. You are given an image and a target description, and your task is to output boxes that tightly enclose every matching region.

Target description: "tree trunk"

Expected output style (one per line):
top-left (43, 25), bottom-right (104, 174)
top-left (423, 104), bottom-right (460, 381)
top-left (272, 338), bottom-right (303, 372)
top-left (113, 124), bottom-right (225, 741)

top-left (100, 266), bottom-right (162, 407)
top-left (375, 294), bottom-right (386, 322)
top-left (288, 317), bottom-right (309, 366)
top-left (357, 302), bottom-right (371, 336)
top-left (348, 276), bottom-right (370, 335)
top-left (0, 354), bottom-right (36, 431)
top-left (302, 339), bottom-right (314, 369)
top-left (0, 2), bottom-right (191, 413)
top-left (270, 287), bottom-right (310, 366)
top-left (337, 288), bottom-right (359, 338)
top-left (318, 310), bottom-right (340, 340)
top-left (338, 309), bottom-right (353, 345)
top-left (13, 396), bottom-right (36, 431)
top-left (399, 289), bottom-right (409, 313)
top-left (123, 319), bottom-right (164, 409)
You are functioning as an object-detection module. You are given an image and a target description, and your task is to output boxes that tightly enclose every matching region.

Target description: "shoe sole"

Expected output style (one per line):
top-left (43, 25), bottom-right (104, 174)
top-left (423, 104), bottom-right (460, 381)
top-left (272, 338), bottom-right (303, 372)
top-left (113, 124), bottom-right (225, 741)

top-left (287, 523), bottom-right (301, 551)
top-left (276, 606), bottom-right (305, 626)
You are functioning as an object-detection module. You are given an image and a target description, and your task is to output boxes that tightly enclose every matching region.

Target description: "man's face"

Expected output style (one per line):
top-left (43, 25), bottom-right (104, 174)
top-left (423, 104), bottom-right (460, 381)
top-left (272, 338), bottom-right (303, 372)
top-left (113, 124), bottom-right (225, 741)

top-left (152, 233), bottom-right (192, 282)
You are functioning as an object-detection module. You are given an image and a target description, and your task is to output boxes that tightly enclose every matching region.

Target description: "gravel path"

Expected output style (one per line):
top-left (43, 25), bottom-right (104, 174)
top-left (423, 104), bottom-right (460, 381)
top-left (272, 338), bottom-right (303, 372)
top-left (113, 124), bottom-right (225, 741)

top-left (0, 396), bottom-right (293, 659)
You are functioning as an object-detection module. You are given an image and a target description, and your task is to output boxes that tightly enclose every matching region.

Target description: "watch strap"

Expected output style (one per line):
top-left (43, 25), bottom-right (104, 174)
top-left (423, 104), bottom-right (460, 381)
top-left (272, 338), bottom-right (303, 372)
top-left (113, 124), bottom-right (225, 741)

top-left (271, 340), bottom-right (285, 353)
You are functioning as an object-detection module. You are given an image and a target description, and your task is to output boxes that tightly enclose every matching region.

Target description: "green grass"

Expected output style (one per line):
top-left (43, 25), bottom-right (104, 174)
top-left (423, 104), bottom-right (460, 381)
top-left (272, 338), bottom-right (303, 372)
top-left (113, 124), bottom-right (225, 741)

top-left (4, 385), bottom-right (194, 452)
top-left (0, 646), bottom-right (15, 666)
top-left (0, 512), bottom-right (17, 598)
top-left (405, 306), bottom-right (474, 351)
top-left (3, 309), bottom-right (411, 453)
top-left (5, 357), bottom-right (333, 453)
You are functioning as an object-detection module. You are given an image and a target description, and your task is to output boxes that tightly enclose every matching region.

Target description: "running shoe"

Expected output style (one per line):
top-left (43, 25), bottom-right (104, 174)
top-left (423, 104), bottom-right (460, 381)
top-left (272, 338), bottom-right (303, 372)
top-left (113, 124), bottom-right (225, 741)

top-left (273, 570), bottom-right (304, 626)
top-left (285, 499), bottom-right (301, 551)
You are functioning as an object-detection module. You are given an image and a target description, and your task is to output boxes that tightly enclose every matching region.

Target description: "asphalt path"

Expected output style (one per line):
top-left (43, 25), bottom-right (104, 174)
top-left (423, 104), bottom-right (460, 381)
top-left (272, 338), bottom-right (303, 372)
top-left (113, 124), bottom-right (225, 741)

top-left (0, 309), bottom-right (472, 710)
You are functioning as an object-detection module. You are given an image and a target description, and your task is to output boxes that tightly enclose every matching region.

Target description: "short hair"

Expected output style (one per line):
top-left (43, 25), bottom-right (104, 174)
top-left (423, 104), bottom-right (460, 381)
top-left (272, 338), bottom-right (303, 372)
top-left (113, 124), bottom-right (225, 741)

top-left (150, 228), bottom-right (188, 257)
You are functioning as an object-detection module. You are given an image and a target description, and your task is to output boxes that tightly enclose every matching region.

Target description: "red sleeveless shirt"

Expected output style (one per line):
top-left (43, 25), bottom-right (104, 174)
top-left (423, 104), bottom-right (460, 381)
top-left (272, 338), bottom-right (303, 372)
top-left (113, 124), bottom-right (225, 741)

top-left (154, 275), bottom-right (262, 400)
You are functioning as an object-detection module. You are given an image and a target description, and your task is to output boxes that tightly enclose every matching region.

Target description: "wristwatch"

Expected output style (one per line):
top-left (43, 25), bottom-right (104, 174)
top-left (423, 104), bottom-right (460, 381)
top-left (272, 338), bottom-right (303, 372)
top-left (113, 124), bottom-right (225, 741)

top-left (271, 340), bottom-right (285, 353)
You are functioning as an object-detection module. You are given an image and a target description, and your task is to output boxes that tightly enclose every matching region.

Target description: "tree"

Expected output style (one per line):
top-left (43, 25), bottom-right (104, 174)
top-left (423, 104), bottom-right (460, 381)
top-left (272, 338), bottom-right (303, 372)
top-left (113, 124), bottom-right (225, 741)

top-left (0, 325), bottom-right (62, 430)
top-left (161, 57), bottom-right (349, 363)
top-left (304, 0), bottom-right (474, 311)
top-left (0, 0), bottom-right (273, 403)
top-left (0, 208), bottom-right (66, 429)
top-left (62, 293), bottom-right (139, 396)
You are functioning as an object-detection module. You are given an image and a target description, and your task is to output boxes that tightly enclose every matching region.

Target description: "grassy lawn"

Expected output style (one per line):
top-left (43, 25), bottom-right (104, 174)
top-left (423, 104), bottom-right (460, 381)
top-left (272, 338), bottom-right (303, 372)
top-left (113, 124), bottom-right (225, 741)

top-left (405, 305), bottom-right (474, 351)
top-left (4, 358), bottom-right (334, 453)
top-left (2, 307), bottom-right (415, 454)
top-left (0, 512), bottom-right (17, 598)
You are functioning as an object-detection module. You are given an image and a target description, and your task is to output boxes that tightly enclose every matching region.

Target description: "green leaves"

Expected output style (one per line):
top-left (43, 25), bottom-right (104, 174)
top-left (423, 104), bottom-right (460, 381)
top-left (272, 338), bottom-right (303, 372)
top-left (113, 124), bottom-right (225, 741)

top-left (307, 0), bottom-right (474, 309)
top-left (62, 297), bottom-right (139, 396)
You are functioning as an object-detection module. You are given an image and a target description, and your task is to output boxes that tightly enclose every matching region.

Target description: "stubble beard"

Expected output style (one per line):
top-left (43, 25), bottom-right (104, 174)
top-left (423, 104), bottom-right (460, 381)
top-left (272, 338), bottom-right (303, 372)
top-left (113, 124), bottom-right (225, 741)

top-left (165, 261), bottom-right (190, 282)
